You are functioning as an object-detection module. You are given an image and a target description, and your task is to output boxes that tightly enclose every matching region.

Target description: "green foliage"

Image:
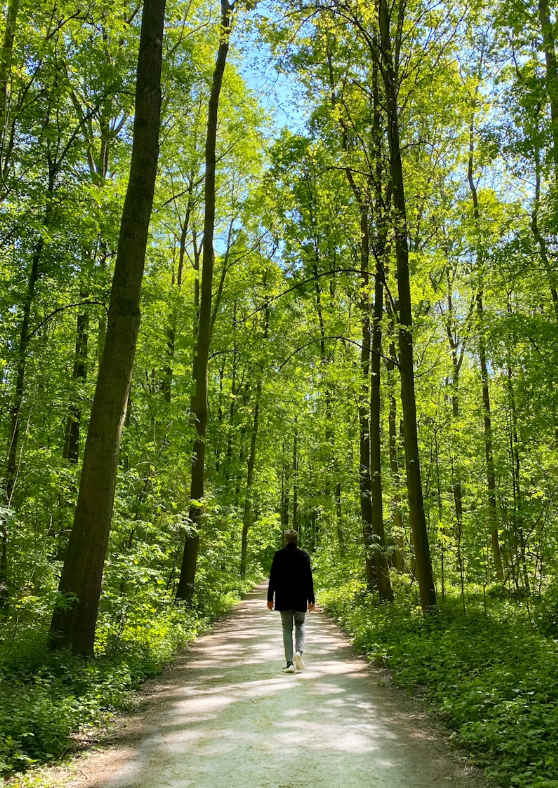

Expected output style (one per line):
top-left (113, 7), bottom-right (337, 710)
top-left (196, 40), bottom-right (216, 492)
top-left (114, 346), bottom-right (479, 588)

top-left (0, 573), bottom-right (256, 775)
top-left (319, 578), bottom-right (558, 788)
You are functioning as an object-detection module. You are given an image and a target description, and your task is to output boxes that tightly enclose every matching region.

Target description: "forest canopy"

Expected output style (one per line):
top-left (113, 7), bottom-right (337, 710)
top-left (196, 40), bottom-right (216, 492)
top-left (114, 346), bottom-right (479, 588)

top-left (1, 0), bottom-right (558, 784)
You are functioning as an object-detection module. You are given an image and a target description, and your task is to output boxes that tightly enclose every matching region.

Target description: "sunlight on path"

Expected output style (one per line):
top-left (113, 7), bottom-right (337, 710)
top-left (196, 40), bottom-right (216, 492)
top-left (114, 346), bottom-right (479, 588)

top-left (100, 586), bottom-right (481, 788)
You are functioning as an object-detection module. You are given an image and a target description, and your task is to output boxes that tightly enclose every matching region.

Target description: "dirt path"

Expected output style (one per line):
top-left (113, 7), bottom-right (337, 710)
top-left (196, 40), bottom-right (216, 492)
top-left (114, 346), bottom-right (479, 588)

top-left (51, 585), bottom-right (483, 788)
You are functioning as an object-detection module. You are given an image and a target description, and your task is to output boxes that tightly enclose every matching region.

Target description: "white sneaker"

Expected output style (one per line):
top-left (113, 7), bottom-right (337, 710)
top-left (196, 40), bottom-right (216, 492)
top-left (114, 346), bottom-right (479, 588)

top-left (282, 663), bottom-right (296, 673)
top-left (294, 651), bottom-right (305, 671)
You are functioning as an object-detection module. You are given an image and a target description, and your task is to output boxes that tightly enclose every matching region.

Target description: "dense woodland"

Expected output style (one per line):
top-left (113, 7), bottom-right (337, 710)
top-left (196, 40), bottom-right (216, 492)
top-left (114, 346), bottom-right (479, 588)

top-left (1, 0), bottom-right (558, 784)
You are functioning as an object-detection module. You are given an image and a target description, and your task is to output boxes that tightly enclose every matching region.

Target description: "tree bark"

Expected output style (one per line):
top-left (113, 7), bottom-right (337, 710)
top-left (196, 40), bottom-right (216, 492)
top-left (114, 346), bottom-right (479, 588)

top-left (175, 0), bottom-right (233, 602)
top-left (49, 0), bottom-right (167, 655)
top-left (378, 0), bottom-right (436, 609)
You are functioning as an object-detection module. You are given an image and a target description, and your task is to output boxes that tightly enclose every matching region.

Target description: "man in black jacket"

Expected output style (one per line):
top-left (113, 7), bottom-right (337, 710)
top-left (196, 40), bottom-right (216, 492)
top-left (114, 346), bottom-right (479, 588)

top-left (267, 529), bottom-right (315, 673)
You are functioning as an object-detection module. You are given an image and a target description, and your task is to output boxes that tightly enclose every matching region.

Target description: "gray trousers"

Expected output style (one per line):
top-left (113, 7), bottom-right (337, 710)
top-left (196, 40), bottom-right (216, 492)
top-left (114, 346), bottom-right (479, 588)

top-left (280, 609), bottom-right (306, 663)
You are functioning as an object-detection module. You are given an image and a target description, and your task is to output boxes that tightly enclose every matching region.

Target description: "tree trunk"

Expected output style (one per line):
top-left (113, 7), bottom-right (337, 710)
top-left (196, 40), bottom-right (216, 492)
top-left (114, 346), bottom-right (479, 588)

top-left (538, 0), bottom-right (558, 175)
top-left (467, 129), bottom-right (505, 582)
top-left (240, 382), bottom-right (261, 577)
top-left (162, 183), bottom-right (193, 402)
top-left (175, 0), bottom-right (233, 602)
top-left (335, 478), bottom-right (344, 554)
top-left (292, 428), bottom-right (299, 531)
top-left (368, 54), bottom-right (393, 601)
top-left (385, 297), bottom-right (407, 572)
top-left (0, 0), bottom-right (19, 182)
top-left (49, 0), bottom-right (167, 655)
top-left (370, 264), bottom-right (394, 600)
top-left (356, 207), bottom-right (376, 590)
top-left (63, 298), bottom-right (89, 463)
top-left (531, 151), bottom-right (558, 319)
top-left (379, 0), bottom-right (436, 609)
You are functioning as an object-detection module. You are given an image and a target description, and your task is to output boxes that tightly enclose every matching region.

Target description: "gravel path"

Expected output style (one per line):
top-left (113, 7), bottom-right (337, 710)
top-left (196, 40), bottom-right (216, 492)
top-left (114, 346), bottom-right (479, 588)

top-left (85, 585), bottom-right (482, 788)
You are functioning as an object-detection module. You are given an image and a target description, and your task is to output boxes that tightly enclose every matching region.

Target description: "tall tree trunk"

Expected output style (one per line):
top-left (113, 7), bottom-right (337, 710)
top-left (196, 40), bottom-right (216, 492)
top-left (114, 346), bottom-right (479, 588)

top-left (49, 0), bottom-right (166, 655)
top-left (538, 0), bottom-right (558, 175)
top-left (0, 0), bottom-right (19, 183)
top-left (335, 477), bottom-right (345, 554)
top-left (281, 448), bottom-right (290, 527)
top-left (368, 56), bottom-right (393, 601)
top-left (385, 296), bottom-right (407, 572)
top-left (379, 0), bottom-right (436, 609)
top-left (356, 207), bottom-right (375, 590)
top-left (444, 276), bottom-right (467, 597)
top-left (467, 128), bottom-right (505, 582)
top-left (531, 150), bottom-right (558, 319)
top-left (162, 183), bottom-right (193, 402)
top-left (175, 0), bottom-right (232, 602)
top-left (506, 328), bottom-right (530, 595)
top-left (63, 297), bottom-right (89, 463)
top-left (370, 264), bottom-right (394, 600)
top-left (292, 428), bottom-right (299, 531)
top-left (240, 382), bottom-right (261, 577)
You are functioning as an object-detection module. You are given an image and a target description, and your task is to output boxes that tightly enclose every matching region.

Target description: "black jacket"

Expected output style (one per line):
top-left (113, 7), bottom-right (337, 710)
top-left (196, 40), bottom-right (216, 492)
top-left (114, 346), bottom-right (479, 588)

top-left (267, 543), bottom-right (315, 612)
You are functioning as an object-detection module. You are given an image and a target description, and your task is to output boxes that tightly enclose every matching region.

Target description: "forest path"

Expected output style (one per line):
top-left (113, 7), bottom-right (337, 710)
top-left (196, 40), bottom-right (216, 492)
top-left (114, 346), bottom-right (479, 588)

top-left (80, 585), bottom-right (483, 788)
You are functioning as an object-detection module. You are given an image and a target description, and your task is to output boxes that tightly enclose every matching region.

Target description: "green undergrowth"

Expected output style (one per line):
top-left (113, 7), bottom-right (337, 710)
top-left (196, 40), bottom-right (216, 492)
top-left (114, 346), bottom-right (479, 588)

top-left (0, 576), bottom-right (258, 778)
top-left (319, 576), bottom-right (558, 788)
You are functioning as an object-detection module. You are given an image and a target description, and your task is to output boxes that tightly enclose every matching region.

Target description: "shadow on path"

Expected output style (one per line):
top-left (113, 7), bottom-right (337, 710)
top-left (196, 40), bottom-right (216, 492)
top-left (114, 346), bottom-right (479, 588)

top-left (95, 585), bottom-right (482, 788)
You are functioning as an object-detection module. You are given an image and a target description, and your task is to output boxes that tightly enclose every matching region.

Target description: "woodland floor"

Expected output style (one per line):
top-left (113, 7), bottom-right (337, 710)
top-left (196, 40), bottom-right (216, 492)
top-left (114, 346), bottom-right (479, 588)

top-left (12, 585), bottom-right (488, 788)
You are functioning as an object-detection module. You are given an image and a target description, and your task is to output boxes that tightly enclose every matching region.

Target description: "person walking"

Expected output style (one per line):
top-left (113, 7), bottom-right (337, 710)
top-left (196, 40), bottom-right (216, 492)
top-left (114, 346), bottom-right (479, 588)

top-left (267, 529), bottom-right (315, 673)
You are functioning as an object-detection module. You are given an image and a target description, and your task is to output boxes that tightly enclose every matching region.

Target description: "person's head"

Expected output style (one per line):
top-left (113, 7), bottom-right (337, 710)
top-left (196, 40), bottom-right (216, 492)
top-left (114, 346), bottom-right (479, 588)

top-left (284, 529), bottom-right (298, 546)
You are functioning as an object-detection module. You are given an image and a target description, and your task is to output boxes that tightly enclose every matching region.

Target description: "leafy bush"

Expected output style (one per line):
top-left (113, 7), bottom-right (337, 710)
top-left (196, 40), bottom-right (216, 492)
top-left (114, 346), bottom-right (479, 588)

top-left (319, 577), bottom-right (558, 788)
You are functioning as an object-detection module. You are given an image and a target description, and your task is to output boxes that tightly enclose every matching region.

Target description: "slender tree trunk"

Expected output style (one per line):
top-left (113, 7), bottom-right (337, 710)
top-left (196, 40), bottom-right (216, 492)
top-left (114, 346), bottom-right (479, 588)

top-left (292, 428), bottom-right (299, 531)
top-left (240, 307), bottom-right (268, 575)
top-left (370, 258), bottom-right (393, 600)
top-left (531, 151), bottom-right (558, 319)
top-left (49, 0), bottom-right (166, 654)
top-left (385, 297), bottom-right (406, 572)
top-left (507, 356), bottom-right (530, 595)
top-left (335, 477), bottom-right (344, 554)
top-left (356, 207), bottom-right (375, 590)
top-left (444, 280), bottom-right (467, 596)
top-left (0, 0), bottom-right (19, 183)
top-left (538, 0), bottom-right (558, 175)
top-left (240, 382), bottom-right (261, 577)
top-left (467, 129), bottom-right (504, 582)
top-left (176, 0), bottom-right (233, 602)
top-left (281, 447), bottom-right (290, 527)
top-left (63, 298), bottom-right (89, 463)
top-left (379, 0), bottom-right (436, 609)
top-left (162, 183), bottom-right (193, 402)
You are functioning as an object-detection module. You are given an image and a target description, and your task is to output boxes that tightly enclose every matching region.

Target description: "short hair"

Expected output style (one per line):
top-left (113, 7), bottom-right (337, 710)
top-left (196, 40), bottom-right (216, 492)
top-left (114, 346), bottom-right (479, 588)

top-left (284, 529), bottom-right (298, 545)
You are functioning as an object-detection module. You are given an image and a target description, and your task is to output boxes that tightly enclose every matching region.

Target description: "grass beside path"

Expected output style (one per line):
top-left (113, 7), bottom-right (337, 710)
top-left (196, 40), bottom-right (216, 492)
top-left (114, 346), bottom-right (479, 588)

top-left (318, 577), bottom-right (558, 788)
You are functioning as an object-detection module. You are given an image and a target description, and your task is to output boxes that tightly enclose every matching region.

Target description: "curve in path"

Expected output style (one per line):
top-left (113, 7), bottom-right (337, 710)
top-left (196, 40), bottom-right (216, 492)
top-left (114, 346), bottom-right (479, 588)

top-left (99, 585), bottom-right (481, 788)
